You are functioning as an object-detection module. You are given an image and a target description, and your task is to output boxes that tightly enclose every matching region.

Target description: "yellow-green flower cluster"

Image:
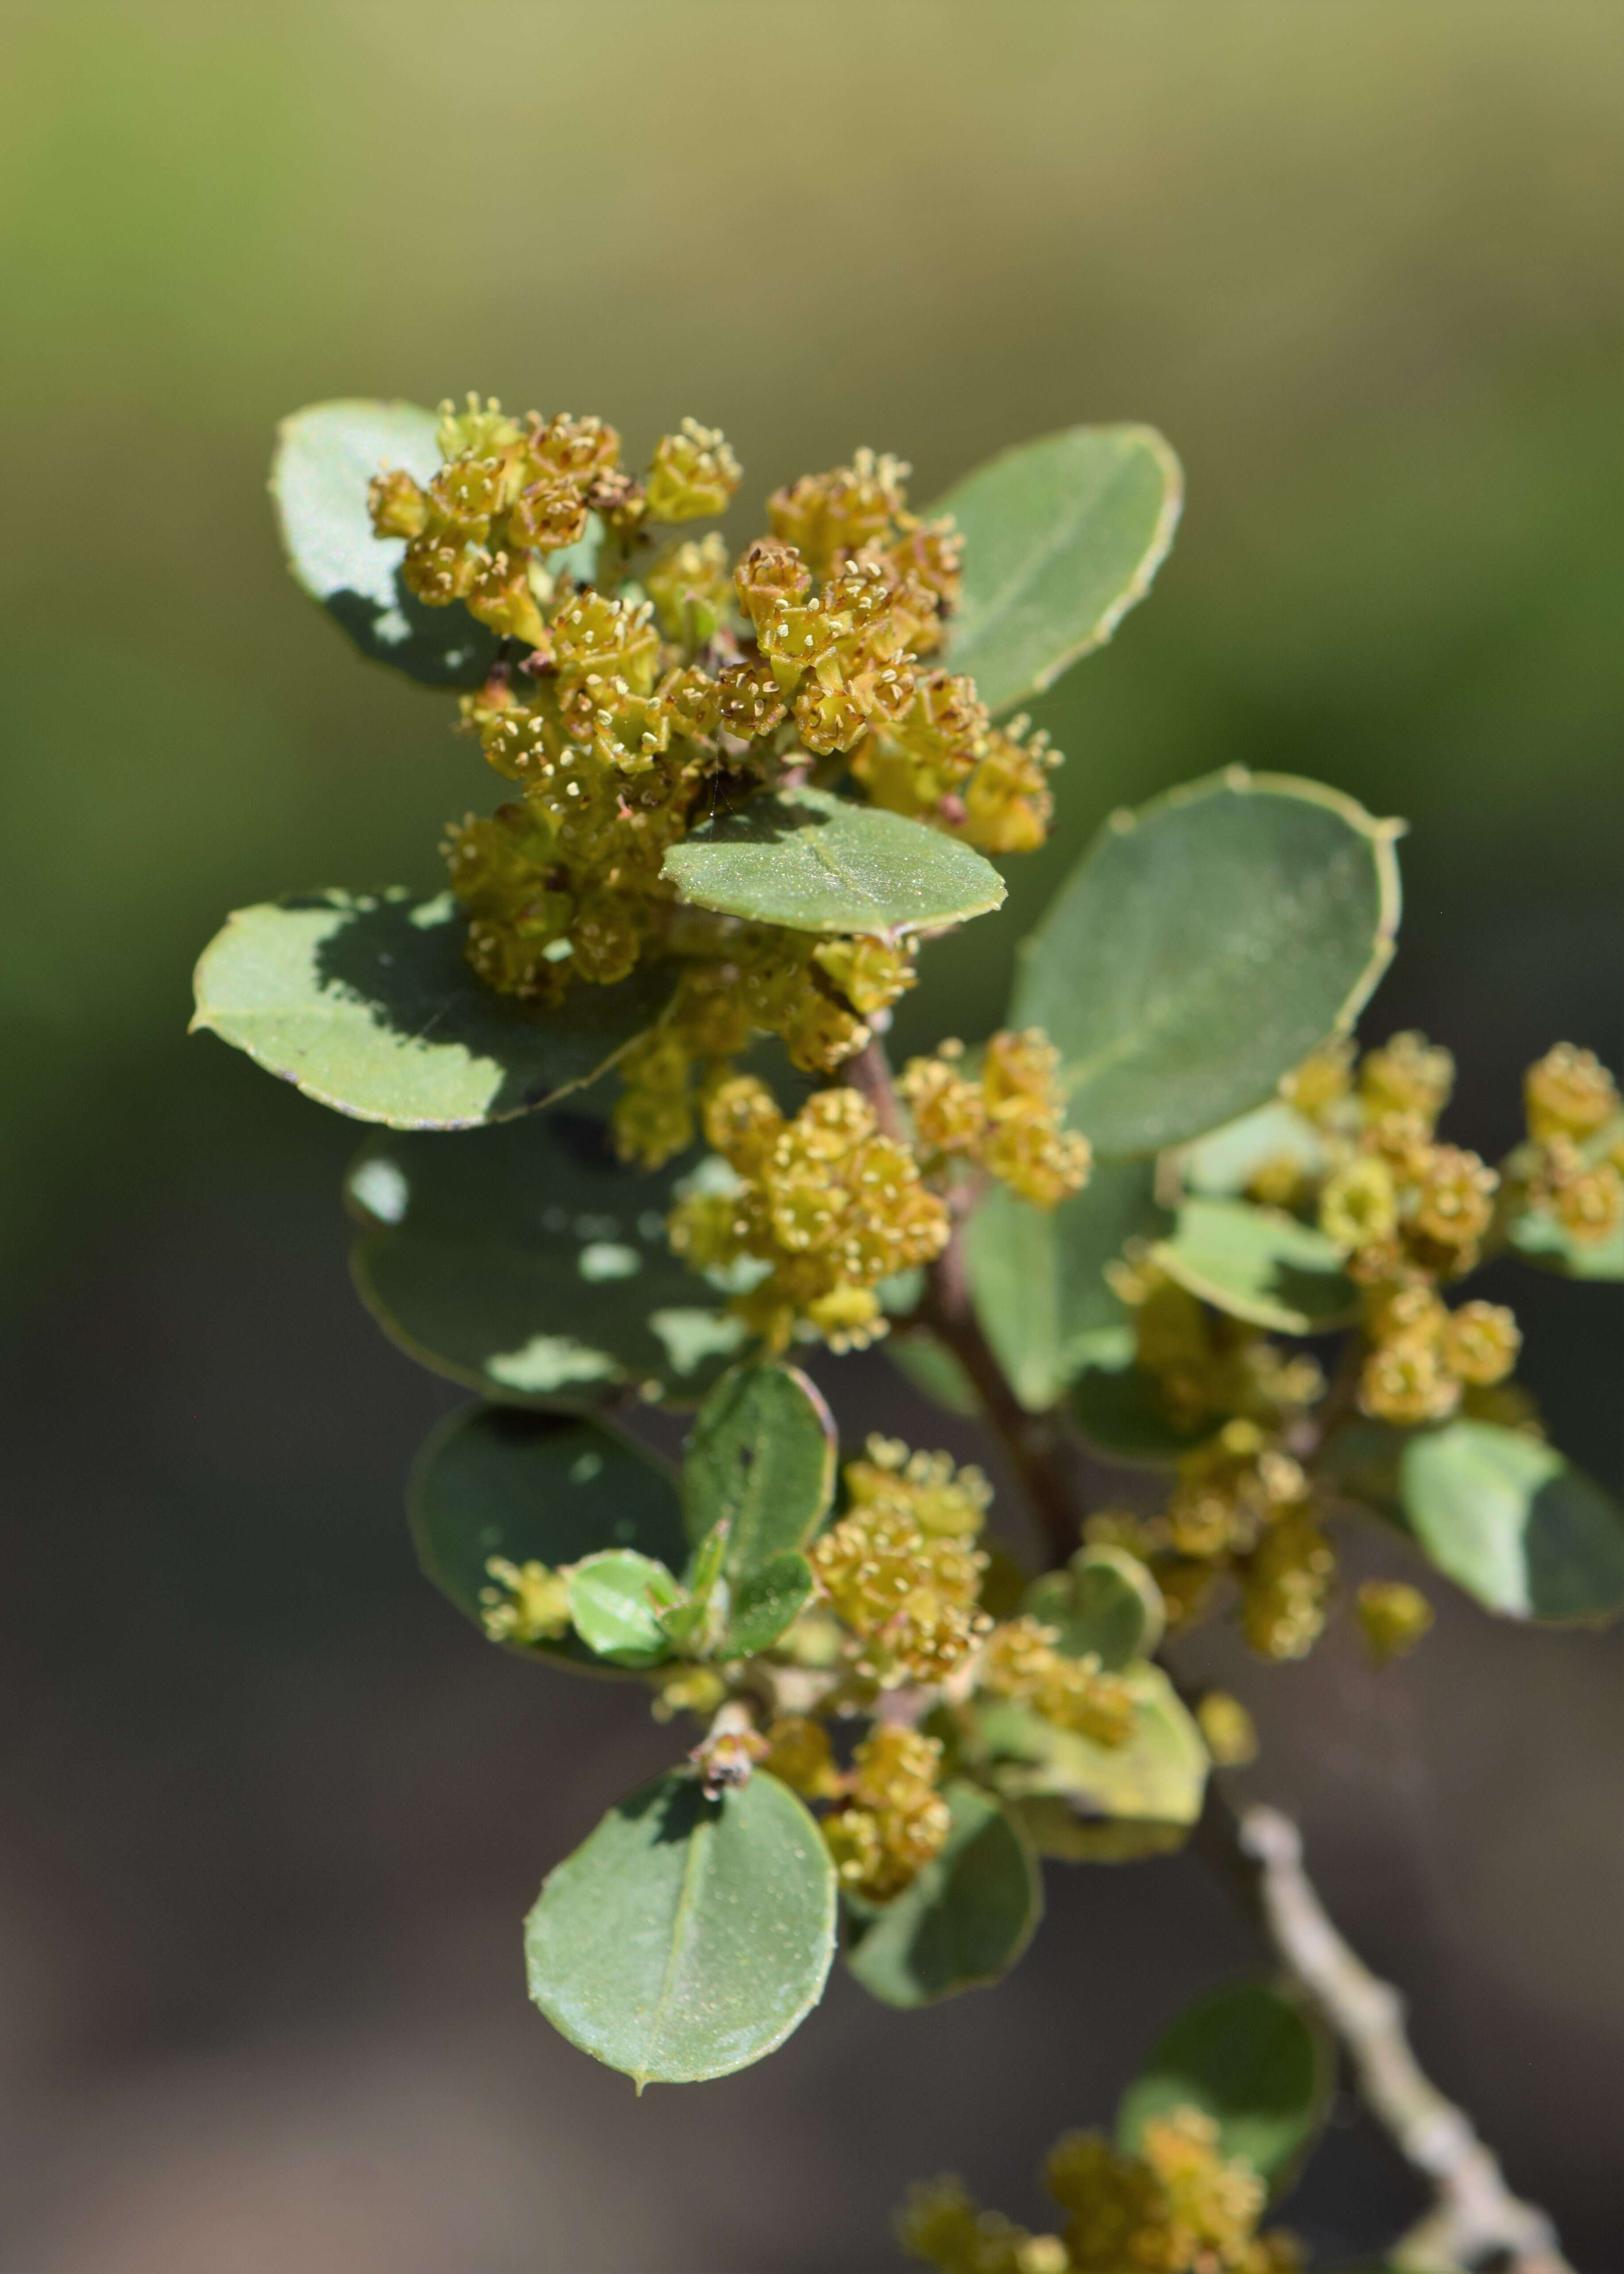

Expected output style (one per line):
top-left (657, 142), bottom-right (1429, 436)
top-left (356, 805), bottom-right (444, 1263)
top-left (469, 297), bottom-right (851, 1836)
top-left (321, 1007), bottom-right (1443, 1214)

top-left (978, 1616), bottom-right (1136, 1745)
top-left (1108, 1265), bottom-right (1326, 1439)
top-left (822, 1724), bottom-right (954, 1902)
top-left (1355, 1578), bottom-right (1434, 1664)
top-left (371, 401), bottom-right (1069, 1160)
top-left (900, 1031), bottom-right (1094, 1208)
top-left (809, 1437), bottom-right (994, 1681)
top-left (900, 2105), bottom-right (1298, 2274)
top-left (1089, 1420), bottom-right (1336, 1663)
top-left (667, 1079), bottom-right (952, 1352)
top-left (1512, 1042), bottom-right (1624, 1249)
top-left (478, 1555), bottom-right (571, 1645)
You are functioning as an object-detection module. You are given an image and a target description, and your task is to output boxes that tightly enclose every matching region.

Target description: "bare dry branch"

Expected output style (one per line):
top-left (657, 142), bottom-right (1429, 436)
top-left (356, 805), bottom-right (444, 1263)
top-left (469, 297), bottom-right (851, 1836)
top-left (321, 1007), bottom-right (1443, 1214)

top-left (1238, 1804), bottom-right (1574, 2274)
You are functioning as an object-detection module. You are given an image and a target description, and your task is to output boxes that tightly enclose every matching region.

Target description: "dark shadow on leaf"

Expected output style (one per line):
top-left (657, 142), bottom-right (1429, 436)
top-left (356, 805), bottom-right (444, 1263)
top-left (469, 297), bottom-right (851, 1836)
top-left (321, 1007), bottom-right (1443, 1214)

top-left (323, 580), bottom-right (499, 688)
top-left (305, 890), bottom-right (675, 1118)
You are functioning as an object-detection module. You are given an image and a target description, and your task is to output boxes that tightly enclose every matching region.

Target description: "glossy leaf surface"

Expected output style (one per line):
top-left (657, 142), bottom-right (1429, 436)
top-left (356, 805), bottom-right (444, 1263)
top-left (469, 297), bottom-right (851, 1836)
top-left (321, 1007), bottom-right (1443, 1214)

top-left (271, 399), bottom-right (500, 685)
top-left (935, 425), bottom-right (1183, 716)
top-left (569, 1550), bottom-right (680, 1666)
top-left (193, 891), bottom-right (672, 1128)
top-left (525, 1770), bottom-right (837, 2086)
top-left (1118, 1979), bottom-right (1332, 2185)
top-left (725, 1551), bottom-right (816, 1658)
top-left (1014, 772), bottom-right (1400, 1155)
top-left (1152, 1198), bottom-right (1356, 1335)
top-left (967, 1159), bottom-right (1173, 1411)
top-left (409, 1405), bottom-right (686, 1668)
top-left (663, 786), bottom-right (1005, 935)
top-left (682, 1364), bottom-right (836, 1578)
top-left (845, 1782), bottom-right (1041, 2009)
top-left (348, 1114), bottom-right (744, 1406)
top-left (1400, 1421), bottom-right (1624, 1621)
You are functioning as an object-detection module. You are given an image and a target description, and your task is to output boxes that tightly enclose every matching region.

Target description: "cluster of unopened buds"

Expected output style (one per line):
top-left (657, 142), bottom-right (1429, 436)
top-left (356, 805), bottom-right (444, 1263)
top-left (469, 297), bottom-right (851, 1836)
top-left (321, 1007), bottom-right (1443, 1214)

top-left (371, 398), bottom-right (1069, 1160)
top-left (666, 1033), bottom-right (1084, 1353)
top-left (900, 2104), bottom-right (1299, 2274)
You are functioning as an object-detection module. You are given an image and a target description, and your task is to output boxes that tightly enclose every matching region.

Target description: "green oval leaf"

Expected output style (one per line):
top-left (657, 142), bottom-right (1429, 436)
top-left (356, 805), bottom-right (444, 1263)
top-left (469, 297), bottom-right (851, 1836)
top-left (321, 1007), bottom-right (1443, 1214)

top-left (272, 399), bottom-right (500, 686)
top-left (409, 1404), bottom-right (686, 1668)
top-left (682, 1362), bottom-right (836, 1578)
top-left (569, 1549), bottom-right (681, 1666)
top-left (1400, 1421), bottom-right (1624, 1622)
top-left (348, 1113), bottom-right (744, 1408)
top-left (525, 1769), bottom-right (837, 2086)
top-left (844, 1781), bottom-right (1041, 2009)
top-left (662, 786), bottom-right (1005, 936)
top-left (1118, 1979), bottom-right (1333, 2186)
top-left (193, 890), bottom-right (674, 1129)
top-left (976, 1666), bottom-right (1209, 1833)
top-left (935, 425), bottom-right (1183, 716)
top-left (1069, 1345), bottom-right (1211, 1465)
top-left (886, 1330), bottom-right (984, 1417)
top-left (1151, 1198), bottom-right (1356, 1336)
top-left (1013, 771), bottom-right (1401, 1156)
top-left (725, 1550), bottom-right (816, 1658)
top-left (1023, 1545), bottom-right (1165, 1671)
top-left (1508, 1204), bottom-right (1624, 1282)
top-left (967, 1158), bottom-right (1173, 1412)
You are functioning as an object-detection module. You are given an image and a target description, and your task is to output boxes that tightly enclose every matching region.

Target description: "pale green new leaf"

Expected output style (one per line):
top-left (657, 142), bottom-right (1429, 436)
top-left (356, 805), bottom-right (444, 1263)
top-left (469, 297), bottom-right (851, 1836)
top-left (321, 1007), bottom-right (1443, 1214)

top-left (193, 891), bottom-right (674, 1129)
top-left (525, 1770), bottom-right (837, 2086)
top-left (976, 1665), bottom-right (1209, 1848)
top-left (568, 1550), bottom-right (680, 1666)
top-left (1118, 1980), bottom-right (1332, 2187)
top-left (347, 1114), bottom-right (744, 1408)
top-left (1400, 1421), bottom-right (1624, 1622)
top-left (934, 425), bottom-right (1183, 716)
top-left (844, 1782), bottom-right (1041, 2009)
top-left (409, 1405), bottom-right (687, 1670)
top-left (663, 786), bottom-right (1005, 935)
top-left (966, 1158), bottom-right (1172, 1412)
top-left (1152, 1198), bottom-right (1356, 1335)
top-left (681, 1363), bottom-right (836, 1578)
top-left (1014, 771), bottom-right (1401, 1156)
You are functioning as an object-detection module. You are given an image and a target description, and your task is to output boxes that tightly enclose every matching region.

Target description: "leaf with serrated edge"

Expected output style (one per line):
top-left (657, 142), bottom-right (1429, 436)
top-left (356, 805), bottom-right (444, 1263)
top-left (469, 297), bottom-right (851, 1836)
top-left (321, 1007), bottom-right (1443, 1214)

top-left (1118, 1979), bottom-right (1333, 2188)
top-left (1400, 1421), bottom-right (1624, 1622)
top-left (1152, 1198), bottom-right (1356, 1336)
top-left (348, 1114), bottom-right (743, 1408)
top-left (933, 425), bottom-right (1183, 716)
top-left (682, 1363), bottom-right (836, 1578)
top-left (409, 1406), bottom-right (686, 1672)
top-left (1014, 771), bottom-right (1401, 1157)
top-left (844, 1782), bottom-right (1041, 2008)
top-left (525, 1770), bottom-right (836, 2087)
top-left (663, 786), bottom-right (1005, 935)
top-left (193, 890), bottom-right (675, 1129)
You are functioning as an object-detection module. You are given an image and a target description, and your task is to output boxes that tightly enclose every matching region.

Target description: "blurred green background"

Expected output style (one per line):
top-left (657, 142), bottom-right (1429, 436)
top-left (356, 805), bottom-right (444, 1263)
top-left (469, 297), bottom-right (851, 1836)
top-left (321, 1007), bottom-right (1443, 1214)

top-left (1, 5), bottom-right (1619, 2269)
